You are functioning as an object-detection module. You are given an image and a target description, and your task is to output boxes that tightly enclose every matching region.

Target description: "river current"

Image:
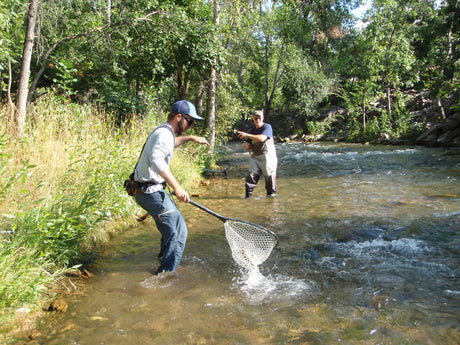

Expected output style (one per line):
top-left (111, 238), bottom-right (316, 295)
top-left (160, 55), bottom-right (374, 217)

top-left (36, 142), bottom-right (459, 344)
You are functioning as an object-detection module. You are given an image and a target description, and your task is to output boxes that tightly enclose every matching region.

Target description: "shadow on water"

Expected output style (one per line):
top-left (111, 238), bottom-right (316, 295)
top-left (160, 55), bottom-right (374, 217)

top-left (35, 142), bottom-right (459, 344)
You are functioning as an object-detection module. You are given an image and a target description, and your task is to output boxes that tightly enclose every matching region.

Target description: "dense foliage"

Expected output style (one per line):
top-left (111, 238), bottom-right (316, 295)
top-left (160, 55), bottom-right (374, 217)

top-left (1, 0), bottom-right (458, 143)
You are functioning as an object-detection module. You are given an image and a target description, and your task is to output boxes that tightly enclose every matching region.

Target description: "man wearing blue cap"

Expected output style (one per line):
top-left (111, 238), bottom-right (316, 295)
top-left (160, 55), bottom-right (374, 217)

top-left (133, 100), bottom-right (210, 275)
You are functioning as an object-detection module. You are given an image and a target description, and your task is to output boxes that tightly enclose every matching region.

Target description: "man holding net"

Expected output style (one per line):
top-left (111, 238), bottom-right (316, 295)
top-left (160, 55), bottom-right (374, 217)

top-left (237, 110), bottom-right (278, 198)
top-left (133, 100), bottom-right (210, 275)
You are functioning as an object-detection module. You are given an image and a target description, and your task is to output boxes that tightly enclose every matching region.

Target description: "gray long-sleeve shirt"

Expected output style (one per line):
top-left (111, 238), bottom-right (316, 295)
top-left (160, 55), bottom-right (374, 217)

top-left (134, 122), bottom-right (175, 193)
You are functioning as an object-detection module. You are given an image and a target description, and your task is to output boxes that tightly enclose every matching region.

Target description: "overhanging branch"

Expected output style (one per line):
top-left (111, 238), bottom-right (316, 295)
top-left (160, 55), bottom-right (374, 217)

top-left (27, 11), bottom-right (162, 103)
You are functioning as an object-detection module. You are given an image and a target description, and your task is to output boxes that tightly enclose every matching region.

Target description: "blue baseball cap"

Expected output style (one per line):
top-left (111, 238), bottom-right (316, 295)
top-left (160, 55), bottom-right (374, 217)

top-left (171, 100), bottom-right (203, 121)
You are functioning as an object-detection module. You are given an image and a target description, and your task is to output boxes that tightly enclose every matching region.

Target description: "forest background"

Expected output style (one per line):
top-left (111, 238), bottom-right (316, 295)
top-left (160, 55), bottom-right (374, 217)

top-left (0, 0), bottom-right (458, 341)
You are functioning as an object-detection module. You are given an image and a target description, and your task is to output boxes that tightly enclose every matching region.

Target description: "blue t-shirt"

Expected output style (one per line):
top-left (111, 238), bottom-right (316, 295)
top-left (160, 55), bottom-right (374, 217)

top-left (250, 124), bottom-right (273, 138)
top-left (249, 124), bottom-right (274, 156)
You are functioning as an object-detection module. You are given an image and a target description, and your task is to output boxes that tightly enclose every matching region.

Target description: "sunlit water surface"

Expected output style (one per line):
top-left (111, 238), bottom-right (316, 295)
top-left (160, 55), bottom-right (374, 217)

top-left (36, 142), bottom-right (459, 344)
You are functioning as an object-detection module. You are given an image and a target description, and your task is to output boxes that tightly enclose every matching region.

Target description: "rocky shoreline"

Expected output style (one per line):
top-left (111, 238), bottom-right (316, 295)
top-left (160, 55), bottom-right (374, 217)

top-left (278, 91), bottom-right (460, 147)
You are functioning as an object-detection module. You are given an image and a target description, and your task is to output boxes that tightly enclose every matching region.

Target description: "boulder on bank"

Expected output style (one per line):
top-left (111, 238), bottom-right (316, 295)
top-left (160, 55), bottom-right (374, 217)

top-left (417, 112), bottom-right (460, 146)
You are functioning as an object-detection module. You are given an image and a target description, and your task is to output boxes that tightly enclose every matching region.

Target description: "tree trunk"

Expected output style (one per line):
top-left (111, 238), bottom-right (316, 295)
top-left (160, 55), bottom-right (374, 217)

top-left (206, 0), bottom-right (220, 153)
top-left (385, 74), bottom-right (392, 119)
top-left (386, 86), bottom-right (391, 118)
top-left (107, 0), bottom-right (111, 25)
top-left (263, 37), bottom-right (284, 120)
top-left (177, 72), bottom-right (185, 99)
top-left (263, 33), bottom-right (270, 115)
top-left (437, 97), bottom-right (446, 120)
top-left (16, 0), bottom-right (39, 137)
top-left (207, 68), bottom-right (217, 152)
top-left (195, 82), bottom-right (205, 117)
top-left (362, 87), bottom-right (366, 131)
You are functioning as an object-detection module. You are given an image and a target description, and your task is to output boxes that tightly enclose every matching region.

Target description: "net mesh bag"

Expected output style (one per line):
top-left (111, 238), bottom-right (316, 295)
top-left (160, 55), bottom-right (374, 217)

top-left (224, 220), bottom-right (278, 269)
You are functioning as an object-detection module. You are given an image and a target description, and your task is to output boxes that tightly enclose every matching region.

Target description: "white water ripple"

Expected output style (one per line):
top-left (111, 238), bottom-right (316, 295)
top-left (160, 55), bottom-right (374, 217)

top-left (235, 267), bottom-right (315, 305)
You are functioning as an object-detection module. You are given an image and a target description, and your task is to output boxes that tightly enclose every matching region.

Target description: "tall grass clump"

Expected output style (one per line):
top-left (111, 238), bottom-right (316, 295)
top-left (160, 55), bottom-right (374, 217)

top-left (0, 95), bottom-right (208, 340)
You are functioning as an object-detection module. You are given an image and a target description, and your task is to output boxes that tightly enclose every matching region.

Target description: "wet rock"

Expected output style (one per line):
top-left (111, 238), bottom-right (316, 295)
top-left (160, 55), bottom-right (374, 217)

top-left (28, 331), bottom-right (41, 340)
top-left (336, 228), bottom-right (385, 243)
top-left (63, 267), bottom-right (93, 279)
top-left (203, 167), bottom-right (230, 178)
top-left (47, 298), bottom-right (68, 313)
top-left (417, 111), bottom-right (460, 146)
top-left (89, 315), bottom-right (109, 321)
top-left (81, 268), bottom-right (93, 279)
top-left (370, 295), bottom-right (396, 311)
top-left (336, 226), bottom-right (406, 243)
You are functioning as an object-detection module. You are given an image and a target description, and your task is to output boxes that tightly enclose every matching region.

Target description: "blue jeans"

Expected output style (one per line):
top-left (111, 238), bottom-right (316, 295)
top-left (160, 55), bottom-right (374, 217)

top-left (134, 189), bottom-right (187, 273)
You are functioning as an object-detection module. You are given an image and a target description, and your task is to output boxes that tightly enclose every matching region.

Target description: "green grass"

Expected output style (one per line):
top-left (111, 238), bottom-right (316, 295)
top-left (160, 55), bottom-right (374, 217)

top-left (0, 95), bottom-right (209, 340)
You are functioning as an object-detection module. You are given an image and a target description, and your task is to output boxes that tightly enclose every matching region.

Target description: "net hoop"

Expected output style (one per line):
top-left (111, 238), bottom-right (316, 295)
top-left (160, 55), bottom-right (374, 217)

top-left (224, 219), bottom-right (278, 269)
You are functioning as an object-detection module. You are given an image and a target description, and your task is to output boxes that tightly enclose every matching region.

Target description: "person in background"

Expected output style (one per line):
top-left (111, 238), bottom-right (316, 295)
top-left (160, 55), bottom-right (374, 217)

top-left (237, 109), bottom-right (278, 198)
top-left (133, 100), bottom-right (210, 275)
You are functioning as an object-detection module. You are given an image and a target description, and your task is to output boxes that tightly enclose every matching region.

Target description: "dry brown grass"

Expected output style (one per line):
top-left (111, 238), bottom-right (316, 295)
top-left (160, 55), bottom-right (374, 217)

top-left (0, 97), bottom-right (149, 218)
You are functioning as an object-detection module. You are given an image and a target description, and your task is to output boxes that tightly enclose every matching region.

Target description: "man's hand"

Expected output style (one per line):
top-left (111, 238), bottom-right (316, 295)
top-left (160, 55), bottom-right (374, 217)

top-left (237, 131), bottom-right (248, 140)
top-left (194, 136), bottom-right (211, 147)
top-left (173, 186), bottom-right (190, 203)
top-left (159, 168), bottom-right (189, 202)
top-left (243, 141), bottom-right (252, 151)
top-left (176, 135), bottom-right (211, 148)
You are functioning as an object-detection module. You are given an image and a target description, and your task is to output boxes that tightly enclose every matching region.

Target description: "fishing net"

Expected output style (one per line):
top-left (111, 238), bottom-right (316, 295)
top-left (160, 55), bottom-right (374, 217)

top-left (224, 220), bottom-right (278, 269)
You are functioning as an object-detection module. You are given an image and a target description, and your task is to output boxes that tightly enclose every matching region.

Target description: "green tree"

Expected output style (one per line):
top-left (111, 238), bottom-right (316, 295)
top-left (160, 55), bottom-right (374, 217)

top-left (413, 0), bottom-right (459, 115)
top-left (281, 45), bottom-right (335, 123)
top-left (336, 30), bottom-right (379, 131)
top-left (336, 0), bottom-right (441, 138)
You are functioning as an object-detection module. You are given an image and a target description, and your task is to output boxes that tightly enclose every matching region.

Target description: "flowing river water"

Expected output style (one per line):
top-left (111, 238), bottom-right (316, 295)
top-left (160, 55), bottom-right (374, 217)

top-left (36, 142), bottom-right (459, 344)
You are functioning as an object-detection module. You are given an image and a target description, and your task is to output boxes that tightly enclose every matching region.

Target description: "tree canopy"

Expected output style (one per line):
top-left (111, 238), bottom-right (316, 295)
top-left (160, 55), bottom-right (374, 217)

top-left (1, 0), bottom-right (458, 144)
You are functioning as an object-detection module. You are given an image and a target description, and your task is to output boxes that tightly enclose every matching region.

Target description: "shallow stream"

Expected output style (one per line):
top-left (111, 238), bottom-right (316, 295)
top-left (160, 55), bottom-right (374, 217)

top-left (37, 142), bottom-right (459, 344)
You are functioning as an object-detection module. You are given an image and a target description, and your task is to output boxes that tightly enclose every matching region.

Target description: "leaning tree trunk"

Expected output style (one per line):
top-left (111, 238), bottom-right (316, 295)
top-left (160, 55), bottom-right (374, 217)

top-left (16, 0), bottom-right (39, 137)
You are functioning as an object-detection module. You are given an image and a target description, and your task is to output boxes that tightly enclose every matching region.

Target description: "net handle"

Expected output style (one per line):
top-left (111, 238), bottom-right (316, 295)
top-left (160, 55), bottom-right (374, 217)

top-left (188, 200), bottom-right (228, 223)
top-left (172, 192), bottom-right (228, 222)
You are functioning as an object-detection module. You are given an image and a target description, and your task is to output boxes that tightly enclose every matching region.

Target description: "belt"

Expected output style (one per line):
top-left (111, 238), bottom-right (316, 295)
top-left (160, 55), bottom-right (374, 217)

top-left (134, 182), bottom-right (167, 195)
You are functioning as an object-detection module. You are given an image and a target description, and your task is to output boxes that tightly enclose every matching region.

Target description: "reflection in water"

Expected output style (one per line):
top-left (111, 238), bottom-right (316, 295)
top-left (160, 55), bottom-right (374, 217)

top-left (36, 142), bottom-right (459, 344)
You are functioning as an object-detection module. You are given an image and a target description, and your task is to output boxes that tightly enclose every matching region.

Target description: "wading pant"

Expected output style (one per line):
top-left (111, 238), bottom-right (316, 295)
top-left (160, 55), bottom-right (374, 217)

top-left (135, 189), bottom-right (187, 274)
top-left (245, 153), bottom-right (277, 197)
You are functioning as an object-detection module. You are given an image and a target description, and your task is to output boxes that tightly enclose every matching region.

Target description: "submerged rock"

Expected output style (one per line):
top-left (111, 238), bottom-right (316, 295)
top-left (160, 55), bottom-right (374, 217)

top-left (370, 295), bottom-right (396, 311)
top-left (335, 228), bottom-right (386, 243)
top-left (47, 298), bottom-right (68, 313)
top-left (335, 227), bottom-right (405, 243)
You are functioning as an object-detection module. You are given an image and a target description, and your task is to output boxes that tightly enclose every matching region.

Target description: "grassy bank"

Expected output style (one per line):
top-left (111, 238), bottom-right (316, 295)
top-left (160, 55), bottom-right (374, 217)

top-left (0, 96), bottom-right (209, 342)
